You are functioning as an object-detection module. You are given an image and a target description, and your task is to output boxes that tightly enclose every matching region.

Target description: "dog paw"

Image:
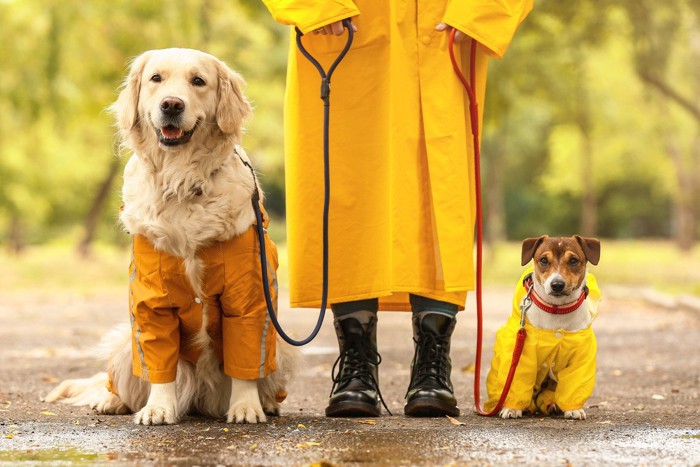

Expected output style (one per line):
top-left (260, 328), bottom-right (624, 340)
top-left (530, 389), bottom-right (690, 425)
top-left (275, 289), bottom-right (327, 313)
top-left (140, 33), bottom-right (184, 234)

top-left (262, 401), bottom-right (280, 417)
top-left (227, 402), bottom-right (267, 424)
top-left (564, 409), bottom-right (587, 420)
top-left (499, 408), bottom-right (523, 419)
top-left (92, 391), bottom-right (130, 415)
top-left (134, 404), bottom-right (177, 425)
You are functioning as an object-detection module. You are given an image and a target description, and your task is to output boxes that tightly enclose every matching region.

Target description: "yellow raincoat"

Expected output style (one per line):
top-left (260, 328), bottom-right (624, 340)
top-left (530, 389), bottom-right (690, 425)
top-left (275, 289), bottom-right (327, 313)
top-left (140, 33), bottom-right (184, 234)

top-left (263, 0), bottom-right (532, 310)
top-left (485, 268), bottom-right (603, 413)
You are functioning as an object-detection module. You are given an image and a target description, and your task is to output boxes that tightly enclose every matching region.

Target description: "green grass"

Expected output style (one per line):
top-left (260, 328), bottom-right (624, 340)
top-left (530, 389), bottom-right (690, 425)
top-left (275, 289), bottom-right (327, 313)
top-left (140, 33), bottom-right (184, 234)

top-left (1, 240), bottom-right (699, 296)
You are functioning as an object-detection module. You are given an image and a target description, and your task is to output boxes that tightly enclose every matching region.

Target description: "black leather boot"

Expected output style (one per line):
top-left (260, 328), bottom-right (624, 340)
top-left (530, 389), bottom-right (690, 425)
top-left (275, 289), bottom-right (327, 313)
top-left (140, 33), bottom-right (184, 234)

top-left (325, 314), bottom-right (388, 417)
top-left (404, 312), bottom-right (460, 417)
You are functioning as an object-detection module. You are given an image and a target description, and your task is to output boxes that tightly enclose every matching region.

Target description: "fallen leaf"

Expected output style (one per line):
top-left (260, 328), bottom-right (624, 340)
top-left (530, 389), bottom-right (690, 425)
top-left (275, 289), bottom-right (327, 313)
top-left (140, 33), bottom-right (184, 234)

top-left (42, 376), bottom-right (59, 383)
top-left (297, 423), bottom-right (307, 429)
top-left (3, 434), bottom-right (13, 439)
top-left (39, 411), bottom-right (56, 416)
top-left (250, 443), bottom-right (258, 450)
top-left (223, 428), bottom-right (229, 432)
top-left (651, 394), bottom-right (665, 400)
top-left (462, 363), bottom-right (476, 373)
top-left (446, 415), bottom-right (466, 426)
top-left (356, 420), bottom-right (376, 425)
top-left (297, 442), bottom-right (321, 448)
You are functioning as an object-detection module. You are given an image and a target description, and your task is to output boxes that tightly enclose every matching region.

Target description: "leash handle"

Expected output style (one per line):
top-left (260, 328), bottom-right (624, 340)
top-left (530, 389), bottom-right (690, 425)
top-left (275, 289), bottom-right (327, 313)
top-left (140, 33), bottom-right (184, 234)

top-left (448, 29), bottom-right (526, 417)
top-left (296, 19), bottom-right (354, 105)
top-left (250, 20), bottom-right (354, 347)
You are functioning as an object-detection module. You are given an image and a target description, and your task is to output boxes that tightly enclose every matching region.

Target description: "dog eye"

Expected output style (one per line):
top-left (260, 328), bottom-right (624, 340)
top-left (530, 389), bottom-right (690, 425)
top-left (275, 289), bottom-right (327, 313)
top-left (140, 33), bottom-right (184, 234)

top-left (191, 76), bottom-right (206, 87)
top-left (150, 74), bottom-right (162, 83)
top-left (569, 258), bottom-right (580, 266)
top-left (538, 257), bottom-right (549, 266)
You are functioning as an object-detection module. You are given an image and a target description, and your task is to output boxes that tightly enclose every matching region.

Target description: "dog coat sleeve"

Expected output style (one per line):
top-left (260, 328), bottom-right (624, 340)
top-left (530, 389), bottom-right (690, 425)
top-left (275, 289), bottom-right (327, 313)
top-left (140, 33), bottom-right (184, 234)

top-left (219, 227), bottom-right (279, 380)
top-left (129, 236), bottom-right (181, 384)
top-left (485, 313), bottom-right (540, 412)
top-left (552, 331), bottom-right (597, 412)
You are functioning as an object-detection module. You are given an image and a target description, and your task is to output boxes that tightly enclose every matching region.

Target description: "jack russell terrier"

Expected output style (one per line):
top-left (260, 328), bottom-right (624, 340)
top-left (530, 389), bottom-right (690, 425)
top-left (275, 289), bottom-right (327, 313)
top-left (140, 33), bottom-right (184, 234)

top-left (485, 235), bottom-right (602, 420)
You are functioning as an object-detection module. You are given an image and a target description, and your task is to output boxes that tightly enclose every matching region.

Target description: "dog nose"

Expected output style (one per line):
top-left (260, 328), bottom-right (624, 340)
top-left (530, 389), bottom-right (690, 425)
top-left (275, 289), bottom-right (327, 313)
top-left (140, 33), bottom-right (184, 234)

top-left (160, 97), bottom-right (185, 116)
top-left (551, 280), bottom-right (566, 293)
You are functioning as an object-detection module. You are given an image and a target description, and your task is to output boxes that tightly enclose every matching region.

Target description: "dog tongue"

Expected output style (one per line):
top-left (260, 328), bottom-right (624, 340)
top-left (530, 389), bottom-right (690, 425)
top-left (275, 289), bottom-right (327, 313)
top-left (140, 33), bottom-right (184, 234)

top-left (161, 126), bottom-right (183, 139)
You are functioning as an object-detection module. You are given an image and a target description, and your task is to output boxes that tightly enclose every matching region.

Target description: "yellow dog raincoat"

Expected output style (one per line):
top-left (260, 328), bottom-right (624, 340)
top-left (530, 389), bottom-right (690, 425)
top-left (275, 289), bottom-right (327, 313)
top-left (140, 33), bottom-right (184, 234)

top-left (126, 221), bottom-right (279, 384)
top-left (485, 268), bottom-right (602, 414)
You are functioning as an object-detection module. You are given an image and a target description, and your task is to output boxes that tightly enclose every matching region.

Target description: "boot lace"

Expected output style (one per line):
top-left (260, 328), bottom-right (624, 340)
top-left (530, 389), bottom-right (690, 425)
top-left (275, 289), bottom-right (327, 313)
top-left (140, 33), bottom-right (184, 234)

top-left (329, 333), bottom-right (392, 414)
top-left (406, 332), bottom-right (451, 393)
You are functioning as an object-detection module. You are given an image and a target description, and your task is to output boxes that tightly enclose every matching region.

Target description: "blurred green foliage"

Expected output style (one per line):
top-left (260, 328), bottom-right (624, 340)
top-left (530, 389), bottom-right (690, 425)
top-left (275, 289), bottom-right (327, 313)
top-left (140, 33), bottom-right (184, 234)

top-left (0, 0), bottom-right (698, 253)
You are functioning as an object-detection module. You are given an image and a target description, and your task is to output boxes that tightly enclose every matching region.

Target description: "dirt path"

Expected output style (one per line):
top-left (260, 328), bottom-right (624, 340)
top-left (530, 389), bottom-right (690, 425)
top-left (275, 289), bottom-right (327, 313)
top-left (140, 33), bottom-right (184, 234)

top-left (1, 287), bottom-right (699, 466)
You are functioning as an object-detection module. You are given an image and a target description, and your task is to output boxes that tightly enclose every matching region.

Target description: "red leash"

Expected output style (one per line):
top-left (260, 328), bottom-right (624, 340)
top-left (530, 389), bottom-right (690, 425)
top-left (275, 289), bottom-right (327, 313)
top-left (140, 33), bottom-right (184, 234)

top-left (448, 30), bottom-right (528, 417)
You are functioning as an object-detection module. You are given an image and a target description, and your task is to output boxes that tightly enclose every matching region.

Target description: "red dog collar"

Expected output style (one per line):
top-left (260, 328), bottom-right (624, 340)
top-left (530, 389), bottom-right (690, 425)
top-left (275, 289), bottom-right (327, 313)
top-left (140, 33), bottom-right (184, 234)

top-left (523, 275), bottom-right (589, 315)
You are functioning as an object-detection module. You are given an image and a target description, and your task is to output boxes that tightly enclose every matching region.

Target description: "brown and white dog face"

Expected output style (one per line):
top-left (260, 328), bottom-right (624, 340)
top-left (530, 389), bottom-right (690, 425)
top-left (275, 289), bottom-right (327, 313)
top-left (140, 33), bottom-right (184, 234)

top-left (521, 235), bottom-right (600, 302)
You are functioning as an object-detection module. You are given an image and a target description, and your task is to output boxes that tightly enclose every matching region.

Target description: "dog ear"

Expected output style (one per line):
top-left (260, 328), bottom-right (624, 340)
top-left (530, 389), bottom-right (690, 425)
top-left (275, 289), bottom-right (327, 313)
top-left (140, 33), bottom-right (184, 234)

top-left (110, 51), bottom-right (150, 132)
top-left (216, 62), bottom-right (252, 140)
top-left (521, 236), bottom-right (547, 266)
top-left (574, 235), bottom-right (600, 265)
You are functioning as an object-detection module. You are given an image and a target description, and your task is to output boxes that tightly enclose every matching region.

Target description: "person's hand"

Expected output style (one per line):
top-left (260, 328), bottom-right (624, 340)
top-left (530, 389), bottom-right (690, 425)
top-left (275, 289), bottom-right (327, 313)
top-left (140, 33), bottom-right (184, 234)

top-left (312, 19), bottom-right (358, 36)
top-left (435, 22), bottom-right (467, 42)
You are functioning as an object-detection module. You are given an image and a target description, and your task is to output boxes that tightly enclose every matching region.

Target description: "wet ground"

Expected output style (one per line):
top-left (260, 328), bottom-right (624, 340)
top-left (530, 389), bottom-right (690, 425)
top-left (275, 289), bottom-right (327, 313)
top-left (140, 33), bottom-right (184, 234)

top-left (1, 286), bottom-right (699, 466)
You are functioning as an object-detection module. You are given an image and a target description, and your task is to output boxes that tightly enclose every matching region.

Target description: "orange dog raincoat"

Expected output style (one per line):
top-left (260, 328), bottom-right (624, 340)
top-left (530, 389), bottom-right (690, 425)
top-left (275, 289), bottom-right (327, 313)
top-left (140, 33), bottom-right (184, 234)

top-left (127, 223), bottom-right (279, 384)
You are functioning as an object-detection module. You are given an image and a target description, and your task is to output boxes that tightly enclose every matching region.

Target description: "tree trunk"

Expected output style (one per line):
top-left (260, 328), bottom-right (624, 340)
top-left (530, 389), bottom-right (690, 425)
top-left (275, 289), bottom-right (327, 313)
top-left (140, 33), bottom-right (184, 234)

top-left (78, 158), bottom-right (120, 257)
top-left (9, 214), bottom-right (25, 254)
top-left (573, 52), bottom-right (597, 238)
top-left (666, 134), bottom-right (696, 250)
top-left (485, 134), bottom-right (507, 245)
top-left (580, 130), bottom-right (597, 237)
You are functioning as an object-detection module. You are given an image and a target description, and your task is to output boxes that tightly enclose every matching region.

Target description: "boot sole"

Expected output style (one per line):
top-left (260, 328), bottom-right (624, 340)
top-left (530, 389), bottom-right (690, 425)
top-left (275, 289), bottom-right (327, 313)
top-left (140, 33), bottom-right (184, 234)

top-left (325, 401), bottom-right (381, 418)
top-left (404, 397), bottom-right (460, 417)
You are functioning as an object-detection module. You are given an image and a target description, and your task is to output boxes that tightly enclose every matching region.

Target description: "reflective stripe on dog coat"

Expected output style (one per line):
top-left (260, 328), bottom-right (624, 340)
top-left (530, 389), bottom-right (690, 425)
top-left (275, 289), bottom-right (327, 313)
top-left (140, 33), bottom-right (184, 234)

top-left (485, 268), bottom-right (602, 413)
top-left (127, 224), bottom-right (279, 384)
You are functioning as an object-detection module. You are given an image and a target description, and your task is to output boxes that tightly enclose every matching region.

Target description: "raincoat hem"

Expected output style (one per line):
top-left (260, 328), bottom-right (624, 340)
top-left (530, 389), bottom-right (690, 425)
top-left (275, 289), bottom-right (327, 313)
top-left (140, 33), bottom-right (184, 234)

top-left (224, 362), bottom-right (278, 381)
top-left (290, 287), bottom-right (467, 311)
top-left (133, 364), bottom-right (176, 384)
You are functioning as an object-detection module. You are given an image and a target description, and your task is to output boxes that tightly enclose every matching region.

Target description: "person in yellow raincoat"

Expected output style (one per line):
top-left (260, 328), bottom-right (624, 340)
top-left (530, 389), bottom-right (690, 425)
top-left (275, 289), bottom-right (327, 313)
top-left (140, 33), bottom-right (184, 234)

top-left (486, 268), bottom-right (602, 416)
top-left (263, 0), bottom-right (532, 417)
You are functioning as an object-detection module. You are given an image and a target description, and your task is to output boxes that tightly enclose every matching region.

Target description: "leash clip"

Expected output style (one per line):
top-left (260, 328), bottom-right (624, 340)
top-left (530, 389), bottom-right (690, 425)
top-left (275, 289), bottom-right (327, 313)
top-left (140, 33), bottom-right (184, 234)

top-left (519, 283), bottom-right (534, 329)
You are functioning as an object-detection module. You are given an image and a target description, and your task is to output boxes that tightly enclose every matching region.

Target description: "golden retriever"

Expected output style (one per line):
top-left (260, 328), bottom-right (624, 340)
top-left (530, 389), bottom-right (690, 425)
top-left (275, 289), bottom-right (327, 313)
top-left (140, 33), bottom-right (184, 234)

top-left (46, 48), bottom-right (297, 425)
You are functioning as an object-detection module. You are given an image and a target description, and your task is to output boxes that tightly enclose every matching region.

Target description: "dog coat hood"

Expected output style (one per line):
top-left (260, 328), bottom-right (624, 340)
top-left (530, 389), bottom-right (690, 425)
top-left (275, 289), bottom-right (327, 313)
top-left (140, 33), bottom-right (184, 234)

top-left (485, 268), bottom-right (602, 413)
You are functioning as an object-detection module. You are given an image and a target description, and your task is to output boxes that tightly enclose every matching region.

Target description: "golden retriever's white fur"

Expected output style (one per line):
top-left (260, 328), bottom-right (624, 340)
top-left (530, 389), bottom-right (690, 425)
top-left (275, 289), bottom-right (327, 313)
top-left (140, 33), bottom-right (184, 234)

top-left (46, 48), bottom-right (297, 425)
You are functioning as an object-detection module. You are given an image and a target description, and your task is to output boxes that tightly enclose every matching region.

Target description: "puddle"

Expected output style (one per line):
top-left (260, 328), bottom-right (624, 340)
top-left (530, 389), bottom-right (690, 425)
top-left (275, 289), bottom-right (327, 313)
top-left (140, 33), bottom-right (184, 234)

top-left (0, 447), bottom-right (114, 465)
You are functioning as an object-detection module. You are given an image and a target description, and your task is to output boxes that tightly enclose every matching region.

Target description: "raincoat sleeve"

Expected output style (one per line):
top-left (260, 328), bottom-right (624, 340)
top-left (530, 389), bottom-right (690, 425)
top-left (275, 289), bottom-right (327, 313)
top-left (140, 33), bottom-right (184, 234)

top-left (262, 0), bottom-right (360, 34)
top-left (553, 335), bottom-right (597, 412)
top-left (442, 0), bottom-right (534, 59)
top-left (485, 316), bottom-right (539, 411)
